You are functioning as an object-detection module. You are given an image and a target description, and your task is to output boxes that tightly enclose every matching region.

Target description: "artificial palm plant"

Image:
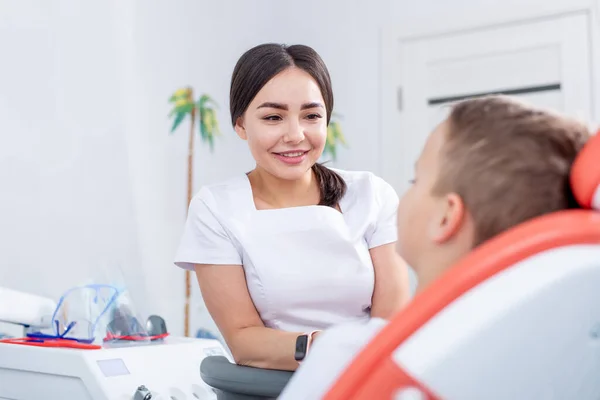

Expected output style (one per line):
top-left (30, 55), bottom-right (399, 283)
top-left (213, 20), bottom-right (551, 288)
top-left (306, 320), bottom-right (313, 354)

top-left (168, 86), bottom-right (220, 337)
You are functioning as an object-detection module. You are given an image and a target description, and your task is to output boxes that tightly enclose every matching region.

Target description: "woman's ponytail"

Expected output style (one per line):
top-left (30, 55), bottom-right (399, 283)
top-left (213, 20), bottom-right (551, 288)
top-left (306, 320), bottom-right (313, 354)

top-left (312, 163), bottom-right (347, 208)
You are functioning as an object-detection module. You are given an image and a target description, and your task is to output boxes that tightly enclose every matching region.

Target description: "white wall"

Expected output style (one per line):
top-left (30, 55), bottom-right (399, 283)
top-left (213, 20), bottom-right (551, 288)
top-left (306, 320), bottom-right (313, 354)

top-left (0, 0), bottom-right (144, 316)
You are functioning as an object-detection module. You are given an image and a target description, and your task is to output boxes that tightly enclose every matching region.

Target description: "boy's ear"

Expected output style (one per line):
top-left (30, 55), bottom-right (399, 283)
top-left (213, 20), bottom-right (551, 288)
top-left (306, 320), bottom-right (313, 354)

top-left (234, 117), bottom-right (247, 140)
top-left (428, 193), bottom-right (466, 244)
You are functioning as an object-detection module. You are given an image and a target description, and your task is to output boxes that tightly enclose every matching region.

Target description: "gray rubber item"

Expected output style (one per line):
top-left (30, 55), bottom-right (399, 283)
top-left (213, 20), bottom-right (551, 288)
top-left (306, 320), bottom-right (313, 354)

top-left (200, 356), bottom-right (294, 400)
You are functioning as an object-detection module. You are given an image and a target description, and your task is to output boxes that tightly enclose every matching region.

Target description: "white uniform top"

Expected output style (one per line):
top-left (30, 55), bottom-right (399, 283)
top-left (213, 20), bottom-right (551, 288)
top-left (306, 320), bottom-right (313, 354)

top-left (174, 169), bottom-right (399, 333)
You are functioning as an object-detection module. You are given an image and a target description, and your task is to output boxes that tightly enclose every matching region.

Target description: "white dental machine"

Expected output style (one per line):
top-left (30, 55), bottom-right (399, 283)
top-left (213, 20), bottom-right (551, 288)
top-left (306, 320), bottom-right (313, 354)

top-left (0, 287), bottom-right (230, 400)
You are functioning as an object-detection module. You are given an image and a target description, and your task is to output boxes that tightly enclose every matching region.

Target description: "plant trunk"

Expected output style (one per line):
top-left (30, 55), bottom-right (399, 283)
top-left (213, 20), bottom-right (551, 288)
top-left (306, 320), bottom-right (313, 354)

top-left (184, 108), bottom-right (196, 337)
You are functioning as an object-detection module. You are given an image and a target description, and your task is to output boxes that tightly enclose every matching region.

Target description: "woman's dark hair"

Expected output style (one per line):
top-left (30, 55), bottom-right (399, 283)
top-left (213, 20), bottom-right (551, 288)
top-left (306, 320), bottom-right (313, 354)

top-left (230, 43), bottom-right (346, 208)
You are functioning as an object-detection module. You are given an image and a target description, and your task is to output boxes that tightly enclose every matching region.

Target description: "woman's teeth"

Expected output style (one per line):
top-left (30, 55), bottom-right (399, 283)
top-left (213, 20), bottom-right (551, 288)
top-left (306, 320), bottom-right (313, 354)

top-left (280, 152), bottom-right (304, 157)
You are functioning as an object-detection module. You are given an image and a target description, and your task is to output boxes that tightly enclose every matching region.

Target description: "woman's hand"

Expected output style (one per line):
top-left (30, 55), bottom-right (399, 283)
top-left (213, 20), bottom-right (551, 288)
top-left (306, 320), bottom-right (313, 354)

top-left (369, 243), bottom-right (411, 319)
top-left (194, 264), bottom-right (304, 371)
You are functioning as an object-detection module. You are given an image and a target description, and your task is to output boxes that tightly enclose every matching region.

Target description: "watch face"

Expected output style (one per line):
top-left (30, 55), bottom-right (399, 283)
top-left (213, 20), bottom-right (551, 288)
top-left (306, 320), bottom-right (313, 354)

top-left (295, 334), bottom-right (309, 361)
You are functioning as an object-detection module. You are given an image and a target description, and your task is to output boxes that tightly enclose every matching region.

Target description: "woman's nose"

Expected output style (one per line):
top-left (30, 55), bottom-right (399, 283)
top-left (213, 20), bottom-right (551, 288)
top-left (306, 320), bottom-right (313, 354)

top-left (283, 120), bottom-right (305, 143)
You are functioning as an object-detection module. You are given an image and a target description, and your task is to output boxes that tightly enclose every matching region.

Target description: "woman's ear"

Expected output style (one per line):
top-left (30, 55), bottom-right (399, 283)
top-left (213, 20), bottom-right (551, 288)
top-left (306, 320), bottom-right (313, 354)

top-left (234, 117), bottom-right (247, 140)
top-left (428, 193), bottom-right (465, 244)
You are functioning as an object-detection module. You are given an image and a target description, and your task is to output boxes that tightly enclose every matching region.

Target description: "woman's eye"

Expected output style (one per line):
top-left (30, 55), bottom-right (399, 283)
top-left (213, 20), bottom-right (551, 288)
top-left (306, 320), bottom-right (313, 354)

top-left (306, 113), bottom-right (322, 120)
top-left (263, 115), bottom-right (282, 121)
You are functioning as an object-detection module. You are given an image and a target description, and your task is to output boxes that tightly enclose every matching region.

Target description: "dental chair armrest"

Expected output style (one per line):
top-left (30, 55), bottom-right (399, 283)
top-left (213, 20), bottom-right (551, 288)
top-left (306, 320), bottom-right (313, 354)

top-left (200, 356), bottom-right (294, 399)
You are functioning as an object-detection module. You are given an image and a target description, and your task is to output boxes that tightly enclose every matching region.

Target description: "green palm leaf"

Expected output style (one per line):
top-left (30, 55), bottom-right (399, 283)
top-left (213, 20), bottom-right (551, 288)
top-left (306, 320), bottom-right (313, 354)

top-left (197, 95), bottom-right (220, 152)
top-left (168, 87), bottom-right (196, 134)
top-left (169, 101), bottom-right (194, 116)
top-left (324, 113), bottom-right (348, 160)
top-left (169, 87), bottom-right (192, 103)
top-left (208, 108), bottom-right (221, 136)
top-left (170, 112), bottom-right (187, 133)
top-left (207, 131), bottom-right (215, 152)
top-left (199, 109), bottom-right (208, 139)
top-left (332, 121), bottom-right (347, 145)
top-left (197, 94), bottom-right (219, 109)
top-left (167, 87), bottom-right (224, 152)
top-left (168, 102), bottom-right (194, 133)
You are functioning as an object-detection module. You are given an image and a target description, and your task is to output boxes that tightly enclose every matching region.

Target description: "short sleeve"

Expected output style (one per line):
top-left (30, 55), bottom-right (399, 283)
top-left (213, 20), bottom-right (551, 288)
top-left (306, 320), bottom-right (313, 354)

top-left (173, 189), bottom-right (242, 270)
top-left (365, 176), bottom-right (399, 249)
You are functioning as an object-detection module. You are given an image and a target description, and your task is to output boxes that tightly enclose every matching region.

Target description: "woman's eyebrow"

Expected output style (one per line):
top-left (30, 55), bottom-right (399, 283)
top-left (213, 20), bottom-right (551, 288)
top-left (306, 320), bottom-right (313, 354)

top-left (257, 102), bottom-right (287, 110)
top-left (256, 102), bottom-right (324, 110)
top-left (301, 102), bottom-right (324, 110)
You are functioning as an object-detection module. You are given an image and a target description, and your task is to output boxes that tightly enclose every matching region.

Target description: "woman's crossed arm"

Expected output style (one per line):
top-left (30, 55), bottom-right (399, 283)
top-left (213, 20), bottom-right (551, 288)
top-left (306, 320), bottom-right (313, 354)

top-left (194, 264), bottom-right (303, 371)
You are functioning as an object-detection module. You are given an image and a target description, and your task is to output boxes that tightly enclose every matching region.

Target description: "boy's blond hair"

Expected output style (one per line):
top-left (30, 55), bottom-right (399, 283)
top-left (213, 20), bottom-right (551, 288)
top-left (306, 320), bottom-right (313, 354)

top-left (433, 96), bottom-right (591, 247)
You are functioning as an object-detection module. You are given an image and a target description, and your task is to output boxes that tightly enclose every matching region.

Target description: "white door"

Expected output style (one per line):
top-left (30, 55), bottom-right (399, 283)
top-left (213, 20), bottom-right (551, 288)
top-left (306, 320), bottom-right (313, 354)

top-left (381, 12), bottom-right (594, 196)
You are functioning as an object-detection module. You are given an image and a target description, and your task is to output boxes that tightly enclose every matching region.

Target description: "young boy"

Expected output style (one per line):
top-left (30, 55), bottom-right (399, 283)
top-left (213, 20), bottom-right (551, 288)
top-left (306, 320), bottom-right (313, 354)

top-left (279, 95), bottom-right (591, 399)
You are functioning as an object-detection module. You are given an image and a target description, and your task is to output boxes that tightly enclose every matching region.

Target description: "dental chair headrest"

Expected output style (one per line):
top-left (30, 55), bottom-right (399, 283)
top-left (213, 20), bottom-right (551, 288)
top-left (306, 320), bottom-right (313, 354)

top-left (324, 130), bottom-right (600, 400)
top-left (571, 130), bottom-right (600, 210)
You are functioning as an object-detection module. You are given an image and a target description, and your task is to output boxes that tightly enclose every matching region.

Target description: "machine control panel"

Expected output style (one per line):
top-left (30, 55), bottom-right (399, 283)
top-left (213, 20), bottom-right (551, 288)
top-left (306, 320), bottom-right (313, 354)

top-left (97, 358), bottom-right (130, 377)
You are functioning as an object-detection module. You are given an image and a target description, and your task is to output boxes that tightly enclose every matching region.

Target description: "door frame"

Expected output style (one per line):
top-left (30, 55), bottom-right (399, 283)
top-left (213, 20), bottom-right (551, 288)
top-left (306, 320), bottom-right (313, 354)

top-left (378, 0), bottom-right (600, 186)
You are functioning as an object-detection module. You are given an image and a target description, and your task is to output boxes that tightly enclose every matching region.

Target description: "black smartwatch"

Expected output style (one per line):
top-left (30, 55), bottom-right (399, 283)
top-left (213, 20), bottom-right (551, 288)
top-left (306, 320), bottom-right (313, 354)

top-left (294, 330), bottom-right (319, 363)
top-left (294, 334), bottom-right (310, 362)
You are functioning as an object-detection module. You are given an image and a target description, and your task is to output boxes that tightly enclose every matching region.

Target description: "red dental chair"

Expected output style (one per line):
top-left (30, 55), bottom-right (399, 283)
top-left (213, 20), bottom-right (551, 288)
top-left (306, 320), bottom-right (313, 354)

top-left (324, 130), bottom-right (600, 399)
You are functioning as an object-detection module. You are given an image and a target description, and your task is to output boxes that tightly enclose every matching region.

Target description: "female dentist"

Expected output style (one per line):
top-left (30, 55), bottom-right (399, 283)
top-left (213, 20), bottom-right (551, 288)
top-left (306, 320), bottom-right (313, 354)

top-left (174, 43), bottom-right (410, 371)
